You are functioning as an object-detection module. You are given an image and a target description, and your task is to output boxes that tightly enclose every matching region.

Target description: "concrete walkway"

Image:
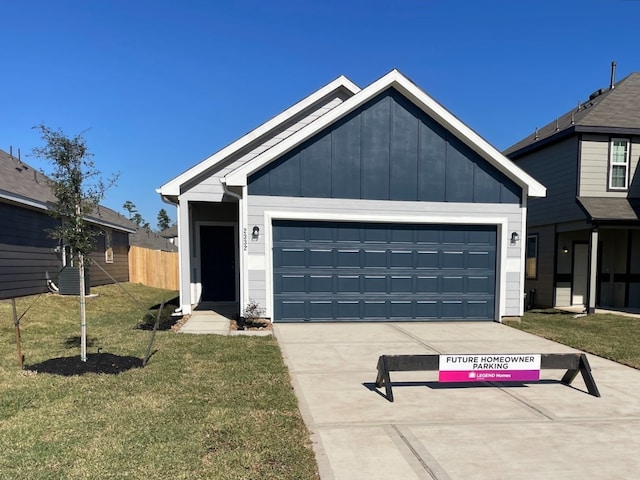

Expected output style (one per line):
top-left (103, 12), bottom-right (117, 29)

top-left (178, 309), bottom-right (272, 336)
top-left (178, 310), bottom-right (232, 335)
top-left (274, 322), bottom-right (640, 480)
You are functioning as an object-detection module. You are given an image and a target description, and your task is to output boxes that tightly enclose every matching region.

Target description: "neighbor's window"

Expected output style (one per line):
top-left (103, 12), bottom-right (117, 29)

top-left (526, 234), bottom-right (538, 279)
top-left (105, 231), bottom-right (114, 264)
top-left (609, 138), bottom-right (630, 189)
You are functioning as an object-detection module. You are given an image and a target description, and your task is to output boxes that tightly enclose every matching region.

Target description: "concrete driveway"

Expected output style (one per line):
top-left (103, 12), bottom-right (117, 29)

top-left (274, 322), bottom-right (640, 480)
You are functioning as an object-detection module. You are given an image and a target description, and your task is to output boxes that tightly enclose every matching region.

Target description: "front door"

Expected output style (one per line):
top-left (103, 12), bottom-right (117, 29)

top-left (200, 225), bottom-right (236, 301)
top-left (572, 243), bottom-right (589, 306)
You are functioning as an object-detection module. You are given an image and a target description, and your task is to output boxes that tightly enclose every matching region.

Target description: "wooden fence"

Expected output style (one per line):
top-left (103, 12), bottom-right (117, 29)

top-left (128, 246), bottom-right (179, 290)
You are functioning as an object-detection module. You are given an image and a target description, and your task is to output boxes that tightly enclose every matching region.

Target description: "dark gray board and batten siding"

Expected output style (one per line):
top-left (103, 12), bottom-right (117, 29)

top-left (0, 201), bottom-right (130, 299)
top-left (249, 88), bottom-right (521, 204)
top-left (0, 202), bottom-right (60, 299)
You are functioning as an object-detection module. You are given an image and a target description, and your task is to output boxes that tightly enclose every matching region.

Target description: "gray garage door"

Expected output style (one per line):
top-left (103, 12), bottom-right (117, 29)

top-left (273, 220), bottom-right (496, 322)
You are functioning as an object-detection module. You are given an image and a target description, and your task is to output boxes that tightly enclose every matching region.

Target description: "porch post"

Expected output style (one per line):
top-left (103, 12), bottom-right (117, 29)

top-left (587, 228), bottom-right (599, 314)
top-left (178, 199), bottom-right (193, 315)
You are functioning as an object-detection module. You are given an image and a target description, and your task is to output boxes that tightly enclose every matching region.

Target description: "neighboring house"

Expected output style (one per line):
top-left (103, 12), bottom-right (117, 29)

top-left (130, 226), bottom-right (178, 252)
top-left (158, 70), bottom-right (545, 322)
top-left (505, 72), bottom-right (640, 312)
top-left (0, 148), bottom-right (137, 299)
top-left (159, 225), bottom-right (178, 246)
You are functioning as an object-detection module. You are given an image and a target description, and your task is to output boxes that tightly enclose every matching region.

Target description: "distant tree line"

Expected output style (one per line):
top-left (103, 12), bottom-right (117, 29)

top-left (122, 200), bottom-right (173, 231)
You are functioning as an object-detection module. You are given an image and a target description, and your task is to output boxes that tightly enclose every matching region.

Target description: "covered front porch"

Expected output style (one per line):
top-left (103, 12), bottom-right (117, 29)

top-left (554, 198), bottom-right (640, 312)
top-left (176, 200), bottom-right (241, 315)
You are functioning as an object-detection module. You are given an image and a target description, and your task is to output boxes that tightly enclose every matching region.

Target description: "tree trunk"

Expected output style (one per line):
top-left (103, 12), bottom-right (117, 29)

top-left (79, 254), bottom-right (87, 362)
top-left (12, 299), bottom-right (23, 369)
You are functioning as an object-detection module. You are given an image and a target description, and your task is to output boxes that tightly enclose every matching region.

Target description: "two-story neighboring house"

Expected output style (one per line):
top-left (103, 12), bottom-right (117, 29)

top-left (505, 72), bottom-right (640, 312)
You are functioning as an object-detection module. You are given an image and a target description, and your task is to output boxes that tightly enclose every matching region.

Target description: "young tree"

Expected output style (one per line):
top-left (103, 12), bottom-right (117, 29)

top-left (157, 208), bottom-right (171, 231)
top-left (32, 124), bottom-right (117, 362)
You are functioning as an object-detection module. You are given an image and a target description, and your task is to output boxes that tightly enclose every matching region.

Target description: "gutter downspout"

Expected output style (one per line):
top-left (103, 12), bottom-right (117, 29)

top-left (156, 189), bottom-right (184, 315)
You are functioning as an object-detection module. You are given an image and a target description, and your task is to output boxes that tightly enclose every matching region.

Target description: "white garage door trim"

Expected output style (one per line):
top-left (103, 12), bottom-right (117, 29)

top-left (263, 210), bottom-right (508, 322)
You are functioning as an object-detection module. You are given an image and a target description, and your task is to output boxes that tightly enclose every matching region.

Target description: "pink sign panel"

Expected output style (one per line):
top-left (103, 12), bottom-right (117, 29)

top-left (438, 354), bottom-right (541, 383)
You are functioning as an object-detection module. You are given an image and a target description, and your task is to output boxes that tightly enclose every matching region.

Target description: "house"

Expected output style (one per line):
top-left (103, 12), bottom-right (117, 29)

top-left (505, 71), bottom-right (640, 312)
top-left (159, 225), bottom-right (178, 246)
top-left (0, 148), bottom-right (137, 299)
top-left (131, 226), bottom-right (178, 252)
top-left (158, 70), bottom-right (545, 322)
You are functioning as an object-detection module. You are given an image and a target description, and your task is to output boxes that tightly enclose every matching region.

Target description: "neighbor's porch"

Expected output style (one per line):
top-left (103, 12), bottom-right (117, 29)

top-left (554, 226), bottom-right (640, 311)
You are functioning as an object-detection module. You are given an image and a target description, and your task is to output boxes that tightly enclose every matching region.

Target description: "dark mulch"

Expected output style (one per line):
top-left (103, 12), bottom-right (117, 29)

top-left (26, 352), bottom-right (143, 376)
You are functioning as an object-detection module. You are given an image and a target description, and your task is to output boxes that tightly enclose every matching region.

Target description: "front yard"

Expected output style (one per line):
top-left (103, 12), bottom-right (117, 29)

top-left (0, 284), bottom-right (318, 479)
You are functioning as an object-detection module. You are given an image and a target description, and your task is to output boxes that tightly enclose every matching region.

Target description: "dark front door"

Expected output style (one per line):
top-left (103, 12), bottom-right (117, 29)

top-left (200, 225), bottom-right (235, 301)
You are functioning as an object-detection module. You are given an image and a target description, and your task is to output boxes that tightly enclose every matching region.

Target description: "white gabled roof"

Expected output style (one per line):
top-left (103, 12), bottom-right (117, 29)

top-left (224, 69), bottom-right (546, 198)
top-left (158, 75), bottom-right (361, 198)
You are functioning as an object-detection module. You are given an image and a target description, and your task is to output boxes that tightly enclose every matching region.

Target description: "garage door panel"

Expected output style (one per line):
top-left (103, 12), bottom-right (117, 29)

top-left (417, 229), bottom-right (440, 244)
top-left (309, 275), bottom-right (333, 293)
top-left (309, 249), bottom-right (332, 266)
top-left (273, 220), bottom-right (496, 321)
top-left (442, 300), bottom-right (463, 317)
top-left (337, 301), bottom-right (359, 318)
top-left (468, 300), bottom-right (491, 318)
top-left (416, 300), bottom-right (438, 317)
top-left (390, 227), bottom-right (413, 243)
top-left (337, 275), bottom-right (360, 292)
top-left (337, 250), bottom-right (360, 267)
top-left (417, 276), bottom-right (438, 292)
top-left (363, 249), bottom-right (387, 267)
top-left (309, 301), bottom-right (332, 319)
top-left (278, 248), bottom-right (305, 267)
top-left (308, 225), bottom-right (334, 242)
top-left (282, 301), bottom-right (305, 320)
top-left (468, 251), bottom-right (492, 269)
top-left (364, 227), bottom-right (387, 243)
top-left (442, 251), bottom-right (464, 269)
top-left (390, 301), bottom-right (412, 317)
top-left (442, 276), bottom-right (464, 293)
top-left (280, 275), bottom-right (305, 293)
top-left (468, 275), bottom-right (494, 293)
top-left (390, 276), bottom-right (413, 292)
top-left (390, 250), bottom-right (413, 267)
top-left (364, 275), bottom-right (386, 292)
top-left (364, 301), bottom-right (386, 317)
top-left (417, 250), bottom-right (439, 268)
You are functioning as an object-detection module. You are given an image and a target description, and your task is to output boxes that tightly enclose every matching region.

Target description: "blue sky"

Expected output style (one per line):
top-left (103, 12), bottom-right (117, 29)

top-left (2, 0), bottom-right (639, 228)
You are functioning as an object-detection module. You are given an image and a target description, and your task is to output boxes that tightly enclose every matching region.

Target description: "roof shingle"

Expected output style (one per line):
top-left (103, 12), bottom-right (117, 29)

top-left (505, 72), bottom-right (640, 157)
top-left (0, 148), bottom-right (136, 232)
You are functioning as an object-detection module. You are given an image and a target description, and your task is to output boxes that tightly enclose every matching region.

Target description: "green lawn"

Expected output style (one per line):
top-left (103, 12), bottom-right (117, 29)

top-left (0, 284), bottom-right (318, 479)
top-left (504, 309), bottom-right (640, 369)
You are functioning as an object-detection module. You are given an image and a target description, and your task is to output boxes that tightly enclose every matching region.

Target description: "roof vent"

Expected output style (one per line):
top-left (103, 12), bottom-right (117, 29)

top-left (589, 88), bottom-right (605, 101)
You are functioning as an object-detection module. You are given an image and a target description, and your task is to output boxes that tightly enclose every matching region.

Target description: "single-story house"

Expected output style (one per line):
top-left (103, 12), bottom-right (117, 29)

top-left (131, 226), bottom-right (178, 252)
top-left (158, 70), bottom-right (546, 322)
top-left (0, 148), bottom-right (136, 299)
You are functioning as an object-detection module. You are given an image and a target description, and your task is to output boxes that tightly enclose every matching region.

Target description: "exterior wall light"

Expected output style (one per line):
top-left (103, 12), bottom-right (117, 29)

top-left (252, 226), bottom-right (260, 239)
top-left (510, 232), bottom-right (520, 245)
top-left (563, 246), bottom-right (569, 254)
